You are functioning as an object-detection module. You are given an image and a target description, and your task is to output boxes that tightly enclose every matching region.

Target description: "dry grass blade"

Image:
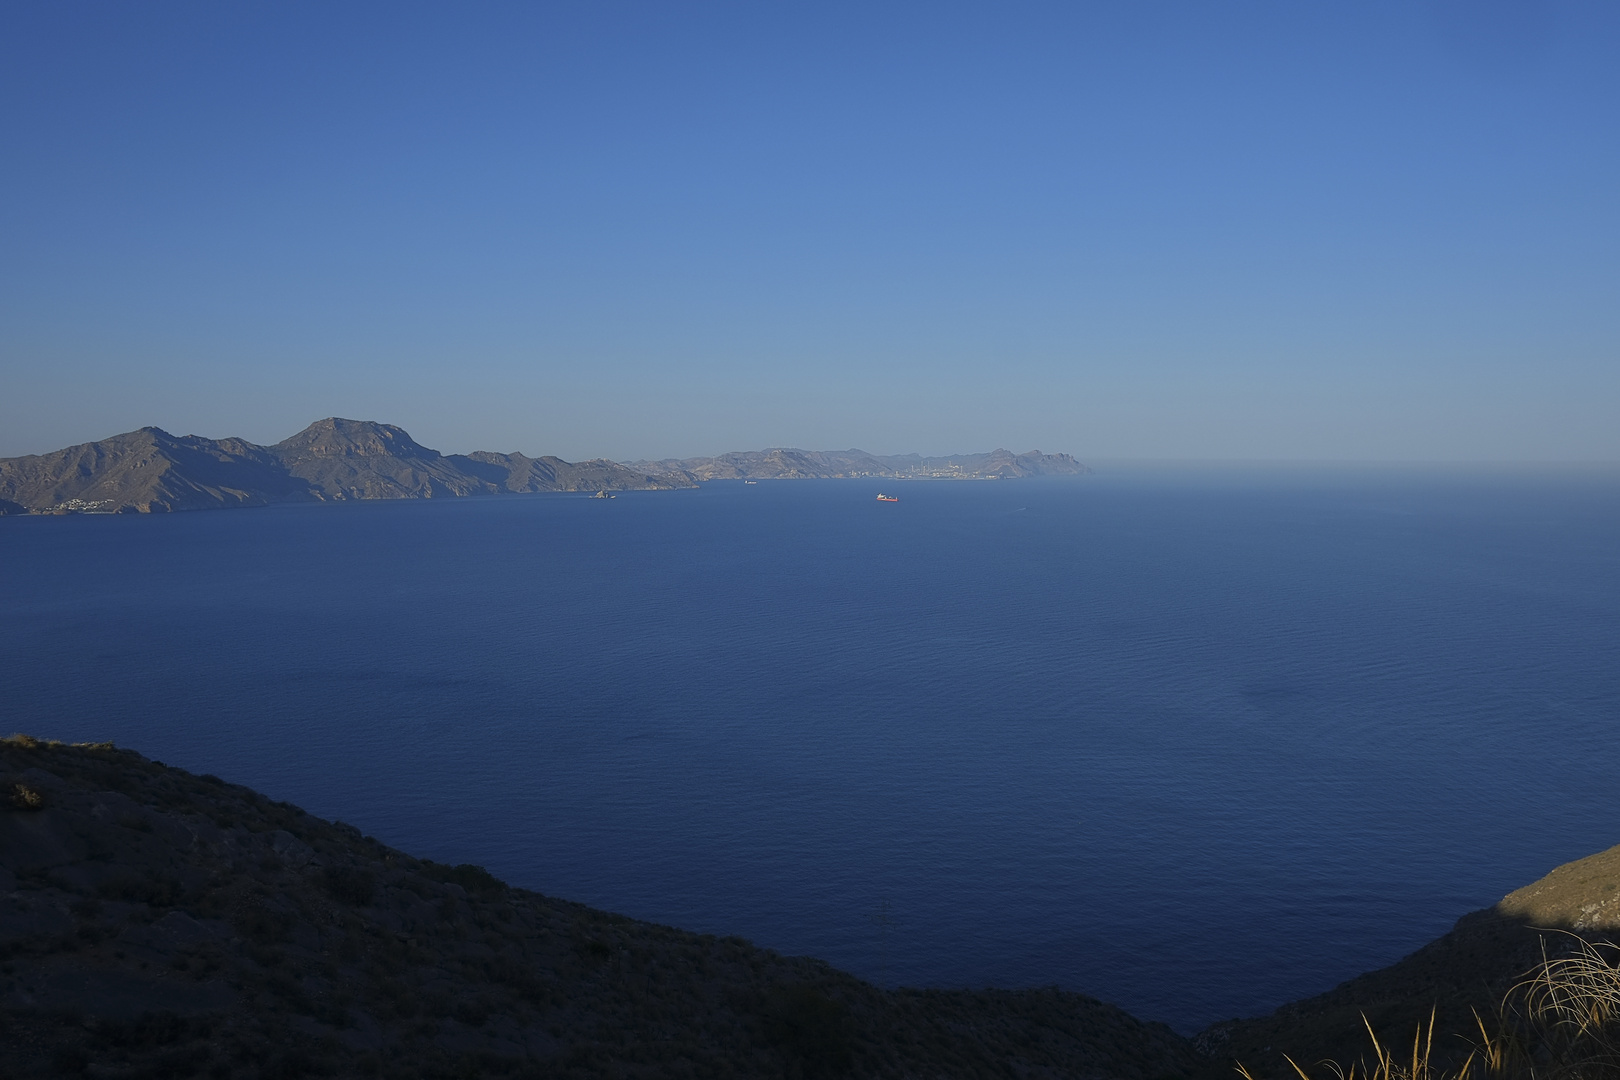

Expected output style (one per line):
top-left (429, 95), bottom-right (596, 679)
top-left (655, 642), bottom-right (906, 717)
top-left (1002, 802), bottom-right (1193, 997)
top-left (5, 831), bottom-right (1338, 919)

top-left (1242, 937), bottom-right (1620, 1080)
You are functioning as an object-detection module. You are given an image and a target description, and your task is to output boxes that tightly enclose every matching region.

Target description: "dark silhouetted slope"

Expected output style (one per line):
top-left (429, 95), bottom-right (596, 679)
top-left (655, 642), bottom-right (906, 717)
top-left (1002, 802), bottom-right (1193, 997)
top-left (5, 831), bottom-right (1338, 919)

top-left (0, 736), bottom-right (1206, 1079)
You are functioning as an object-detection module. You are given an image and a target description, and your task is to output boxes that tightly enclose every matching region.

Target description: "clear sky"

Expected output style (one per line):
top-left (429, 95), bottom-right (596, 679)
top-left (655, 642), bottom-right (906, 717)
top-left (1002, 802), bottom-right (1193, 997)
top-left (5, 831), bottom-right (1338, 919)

top-left (1, 1), bottom-right (1616, 462)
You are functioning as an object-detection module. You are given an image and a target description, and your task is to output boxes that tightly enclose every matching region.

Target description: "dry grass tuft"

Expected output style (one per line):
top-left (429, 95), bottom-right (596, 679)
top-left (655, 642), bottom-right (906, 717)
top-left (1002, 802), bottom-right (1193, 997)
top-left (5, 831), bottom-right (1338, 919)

top-left (7, 781), bottom-right (46, 809)
top-left (1247, 936), bottom-right (1620, 1080)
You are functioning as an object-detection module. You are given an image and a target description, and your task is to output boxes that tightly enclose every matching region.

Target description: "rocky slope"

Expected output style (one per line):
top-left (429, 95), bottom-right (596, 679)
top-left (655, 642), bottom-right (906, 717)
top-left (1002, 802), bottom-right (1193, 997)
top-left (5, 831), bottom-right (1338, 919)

top-left (630, 448), bottom-right (1089, 483)
top-left (267, 419), bottom-right (490, 501)
top-left (1202, 847), bottom-right (1620, 1077)
top-left (0, 737), bottom-right (1206, 1079)
top-left (8, 734), bottom-right (1620, 1080)
top-left (0, 428), bottom-right (315, 514)
top-left (0, 420), bottom-right (687, 514)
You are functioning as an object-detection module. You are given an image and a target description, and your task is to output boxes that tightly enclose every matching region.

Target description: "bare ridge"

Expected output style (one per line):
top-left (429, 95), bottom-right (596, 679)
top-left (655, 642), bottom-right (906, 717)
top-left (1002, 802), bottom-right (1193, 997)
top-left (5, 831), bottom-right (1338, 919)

top-left (0, 427), bottom-right (316, 514)
top-left (271, 417), bottom-right (494, 501)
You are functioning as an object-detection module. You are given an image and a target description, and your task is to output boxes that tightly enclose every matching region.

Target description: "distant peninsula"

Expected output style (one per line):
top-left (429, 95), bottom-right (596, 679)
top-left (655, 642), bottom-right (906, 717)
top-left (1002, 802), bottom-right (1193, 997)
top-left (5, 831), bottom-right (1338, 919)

top-left (629, 446), bottom-right (1088, 483)
top-left (0, 419), bottom-right (1089, 515)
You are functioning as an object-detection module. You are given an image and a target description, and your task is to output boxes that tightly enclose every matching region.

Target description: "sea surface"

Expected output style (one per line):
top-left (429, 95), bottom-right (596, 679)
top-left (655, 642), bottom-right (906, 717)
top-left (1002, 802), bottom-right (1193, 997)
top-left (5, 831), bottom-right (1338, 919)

top-left (3, 468), bottom-right (1619, 1032)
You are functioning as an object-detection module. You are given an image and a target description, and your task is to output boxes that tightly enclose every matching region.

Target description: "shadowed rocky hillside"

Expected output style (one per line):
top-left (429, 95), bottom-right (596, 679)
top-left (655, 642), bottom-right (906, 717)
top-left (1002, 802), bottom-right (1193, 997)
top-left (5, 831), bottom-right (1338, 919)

top-left (1200, 848), bottom-right (1620, 1078)
top-left (0, 737), bottom-right (1206, 1079)
top-left (0, 429), bottom-right (315, 515)
top-left (9, 733), bottom-right (1616, 1079)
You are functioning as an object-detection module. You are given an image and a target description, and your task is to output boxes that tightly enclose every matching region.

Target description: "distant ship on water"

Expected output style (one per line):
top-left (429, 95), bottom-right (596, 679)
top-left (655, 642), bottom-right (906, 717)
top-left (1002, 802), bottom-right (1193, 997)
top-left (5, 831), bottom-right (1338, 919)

top-left (876, 493), bottom-right (899, 502)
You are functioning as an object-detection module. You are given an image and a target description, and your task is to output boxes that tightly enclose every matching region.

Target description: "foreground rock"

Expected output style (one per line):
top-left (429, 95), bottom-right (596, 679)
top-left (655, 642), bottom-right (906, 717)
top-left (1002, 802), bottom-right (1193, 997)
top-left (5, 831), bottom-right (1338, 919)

top-left (0, 419), bottom-right (687, 514)
top-left (1202, 847), bottom-right (1620, 1077)
top-left (0, 737), bottom-right (1203, 1079)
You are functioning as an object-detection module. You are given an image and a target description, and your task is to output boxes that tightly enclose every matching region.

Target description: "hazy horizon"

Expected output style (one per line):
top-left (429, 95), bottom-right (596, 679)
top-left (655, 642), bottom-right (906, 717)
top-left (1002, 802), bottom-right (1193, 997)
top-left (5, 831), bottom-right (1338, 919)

top-left (3, 2), bottom-right (1617, 463)
top-left (12, 414), bottom-right (1620, 470)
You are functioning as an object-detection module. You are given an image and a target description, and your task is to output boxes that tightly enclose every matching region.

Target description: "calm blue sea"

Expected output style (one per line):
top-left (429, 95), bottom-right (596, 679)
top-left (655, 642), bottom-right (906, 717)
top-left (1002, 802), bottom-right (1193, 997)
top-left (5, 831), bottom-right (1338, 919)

top-left (3, 469), bottom-right (1619, 1032)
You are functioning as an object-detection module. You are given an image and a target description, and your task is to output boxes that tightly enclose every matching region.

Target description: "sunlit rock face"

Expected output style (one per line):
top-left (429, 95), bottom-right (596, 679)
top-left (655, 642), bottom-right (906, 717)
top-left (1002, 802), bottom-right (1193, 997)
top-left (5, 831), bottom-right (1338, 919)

top-left (1497, 842), bottom-right (1620, 931)
top-left (1208, 843), bottom-right (1620, 1080)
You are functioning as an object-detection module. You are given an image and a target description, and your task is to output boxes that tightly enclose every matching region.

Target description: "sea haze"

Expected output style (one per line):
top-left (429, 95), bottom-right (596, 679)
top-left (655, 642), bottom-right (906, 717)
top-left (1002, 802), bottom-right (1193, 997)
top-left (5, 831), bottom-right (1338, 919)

top-left (2, 469), bottom-right (1618, 1032)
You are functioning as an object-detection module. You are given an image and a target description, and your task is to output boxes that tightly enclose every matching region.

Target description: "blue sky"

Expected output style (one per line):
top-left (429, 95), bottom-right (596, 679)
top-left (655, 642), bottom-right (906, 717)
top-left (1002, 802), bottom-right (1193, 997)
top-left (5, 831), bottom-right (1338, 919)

top-left (1, 1), bottom-right (1616, 461)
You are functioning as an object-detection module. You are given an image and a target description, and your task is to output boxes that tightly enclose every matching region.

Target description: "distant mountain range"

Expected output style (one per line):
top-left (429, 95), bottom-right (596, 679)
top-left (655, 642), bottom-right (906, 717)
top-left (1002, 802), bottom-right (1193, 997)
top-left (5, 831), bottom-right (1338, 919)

top-left (0, 419), bottom-right (1089, 515)
top-left (0, 419), bottom-right (685, 515)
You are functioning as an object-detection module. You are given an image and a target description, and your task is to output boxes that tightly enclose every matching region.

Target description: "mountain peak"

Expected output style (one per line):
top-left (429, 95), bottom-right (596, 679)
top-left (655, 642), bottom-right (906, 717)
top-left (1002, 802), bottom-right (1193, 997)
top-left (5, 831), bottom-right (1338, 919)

top-left (274, 418), bottom-right (438, 460)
